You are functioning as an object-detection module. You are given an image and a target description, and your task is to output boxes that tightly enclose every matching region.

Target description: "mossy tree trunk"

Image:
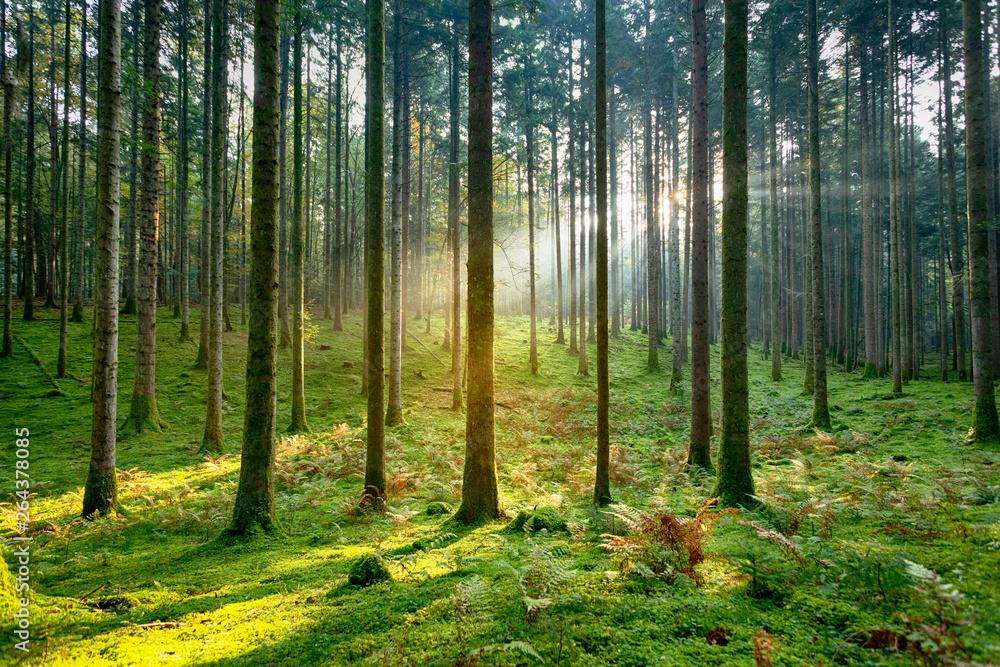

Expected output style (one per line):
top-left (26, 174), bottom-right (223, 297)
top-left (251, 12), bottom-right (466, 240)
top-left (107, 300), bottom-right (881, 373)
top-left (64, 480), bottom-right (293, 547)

top-left (594, 0), bottom-right (611, 507)
top-left (288, 6), bottom-right (308, 434)
top-left (196, 0), bottom-right (211, 368)
top-left (83, 0), bottom-right (122, 519)
top-left (963, 0), bottom-right (1000, 443)
top-left (57, 0), bottom-right (71, 378)
top-left (202, 0), bottom-right (226, 452)
top-left (714, 0), bottom-right (752, 508)
top-left (278, 33), bottom-right (291, 350)
top-left (229, 0), bottom-right (281, 536)
top-left (449, 24), bottom-right (462, 410)
top-left (365, 0), bottom-right (387, 496)
top-left (125, 0), bottom-right (162, 433)
top-left (386, 0), bottom-right (404, 427)
top-left (456, 0), bottom-right (502, 526)
top-left (768, 29), bottom-right (781, 382)
top-left (807, 0), bottom-right (830, 430)
top-left (688, 0), bottom-right (712, 472)
top-left (1, 13), bottom-right (11, 357)
top-left (71, 0), bottom-right (87, 324)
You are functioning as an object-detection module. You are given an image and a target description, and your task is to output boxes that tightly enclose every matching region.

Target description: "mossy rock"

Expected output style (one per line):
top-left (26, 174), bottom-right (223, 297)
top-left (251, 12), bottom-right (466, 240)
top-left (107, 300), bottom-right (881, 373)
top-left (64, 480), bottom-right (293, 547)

top-left (347, 553), bottom-right (392, 588)
top-left (95, 594), bottom-right (139, 613)
top-left (505, 507), bottom-right (568, 534)
top-left (426, 501), bottom-right (453, 516)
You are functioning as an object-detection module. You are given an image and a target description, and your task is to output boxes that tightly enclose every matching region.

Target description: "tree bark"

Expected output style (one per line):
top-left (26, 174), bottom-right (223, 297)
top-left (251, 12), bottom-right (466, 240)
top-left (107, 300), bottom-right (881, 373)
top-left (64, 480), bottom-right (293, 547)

top-left (288, 6), bottom-right (308, 433)
top-left (963, 0), bottom-right (1000, 442)
top-left (456, 0), bottom-right (502, 525)
top-left (715, 0), bottom-right (752, 507)
top-left (125, 0), bottom-right (162, 433)
top-left (689, 0), bottom-right (712, 472)
top-left (83, 0), bottom-right (121, 519)
top-left (594, 0), bottom-right (611, 506)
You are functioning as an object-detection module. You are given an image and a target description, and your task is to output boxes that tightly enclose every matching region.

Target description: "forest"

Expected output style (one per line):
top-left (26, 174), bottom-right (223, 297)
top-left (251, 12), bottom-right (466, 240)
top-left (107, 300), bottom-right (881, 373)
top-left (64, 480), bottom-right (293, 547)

top-left (1, 0), bottom-right (1000, 663)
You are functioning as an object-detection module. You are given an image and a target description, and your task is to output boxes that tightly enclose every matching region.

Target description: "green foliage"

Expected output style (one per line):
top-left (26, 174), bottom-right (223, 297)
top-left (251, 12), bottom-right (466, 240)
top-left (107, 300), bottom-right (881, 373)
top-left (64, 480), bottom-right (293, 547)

top-left (348, 553), bottom-right (392, 588)
top-left (505, 506), bottom-right (567, 534)
top-left (495, 536), bottom-right (576, 622)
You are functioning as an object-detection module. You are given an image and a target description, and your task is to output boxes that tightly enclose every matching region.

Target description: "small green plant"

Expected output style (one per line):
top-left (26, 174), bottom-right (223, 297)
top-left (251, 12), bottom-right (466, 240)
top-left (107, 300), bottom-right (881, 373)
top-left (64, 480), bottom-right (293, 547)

top-left (495, 536), bottom-right (576, 622)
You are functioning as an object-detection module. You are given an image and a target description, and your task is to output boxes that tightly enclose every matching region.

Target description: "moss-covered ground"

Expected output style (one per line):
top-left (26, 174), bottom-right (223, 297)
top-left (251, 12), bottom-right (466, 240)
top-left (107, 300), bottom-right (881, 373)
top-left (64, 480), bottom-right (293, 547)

top-left (1, 305), bottom-right (999, 666)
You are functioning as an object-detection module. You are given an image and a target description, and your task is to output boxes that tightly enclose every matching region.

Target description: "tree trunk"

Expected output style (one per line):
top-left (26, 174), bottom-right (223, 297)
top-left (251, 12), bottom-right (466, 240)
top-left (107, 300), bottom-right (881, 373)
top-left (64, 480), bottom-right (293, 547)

top-left (689, 0), bottom-right (712, 471)
top-left (178, 0), bottom-right (190, 340)
top-left (365, 0), bottom-right (387, 495)
top-left (125, 0), bottom-right (162, 433)
top-left (963, 0), bottom-right (1000, 442)
top-left (808, 0), bottom-right (830, 428)
top-left (229, 0), bottom-right (281, 536)
top-left (83, 0), bottom-right (122, 519)
top-left (278, 33), bottom-right (291, 349)
top-left (594, 0), bottom-right (611, 506)
top-left (333, 23), bottom-right (343, 332)
top-left (448, 24), bottom-right (462, 409)
top-left (196, 0), bottom-right (212, 367)
top-left (527, 83), bottom-right (538, 375)
top-left (768, 29), bottom-right (781, 381)
top-left (201, 0), bottom-right (227, 451)
top-left (22, 17), bottom-right (34, 323)
top-left (386, 1), bottom-right (404, 427)
top-left (0, 6), bottom-right (12, 357)
top-left (715, 0), bottom-right (752, 507)
top-left (122, 1), bottom-right (139, 316)
top-left (57, 0), bottom-right (72, 377)
top-left (288, 7), bottom-right (308, 433)
top-left (456, 0), bottom-right (502, 525)
top-left (669, 47), bottom-right (682, 391)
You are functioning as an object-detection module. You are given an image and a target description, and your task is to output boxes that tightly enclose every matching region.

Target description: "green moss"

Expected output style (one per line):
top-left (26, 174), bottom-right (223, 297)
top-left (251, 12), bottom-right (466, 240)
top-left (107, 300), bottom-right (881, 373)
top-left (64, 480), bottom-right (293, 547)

top-left (95, 594), bottom-right (139, 612)
top-left (121, 392), bottom-right (163, 434)
top-left (426, 501), bottom-right (453, 516)
top-left (505, 507), bottom-right (567, 533)
top-left (347, 553), bottom-right (392, 587)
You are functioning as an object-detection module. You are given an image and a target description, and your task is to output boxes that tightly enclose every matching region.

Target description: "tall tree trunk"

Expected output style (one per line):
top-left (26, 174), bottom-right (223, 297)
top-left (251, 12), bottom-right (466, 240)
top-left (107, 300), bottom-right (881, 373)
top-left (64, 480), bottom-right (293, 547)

top-left (83, 0), bottom-right (121, 519)
top-left (22, 16), bottom-right (34, 322)
top-left (178, 0), bottom-right (190, 340)
top-left (768, 29), bottom-right (781, 381)
top-left (644, 99), bottom-right (656, 369)
top-left (594, 0), bottom-right (611, 506)
top-left (125, 0), bottom-right (162, 433)
top-left (889, 0), bottom-right (903, 395)
top-left (196, 0), bottom-right (212, 366)
top-left (456, 0), bottom-right (502, 525)
top-left (551, 106), bottom-right (564, 345)
top-left (527, 82), bottom-right (538, 375)
top-left (229, 0), bottom-right (280, 536)
top-left (807, 0), bottom-right (830, 428)
top-left (323, 33), bottom-right (333, 321)
top-left (669, 47), bottom-right (682, 391)
top-left (567, 46), bottom-right (577, 354)
top-left (278, 33), bottom-right (291, 348)
top-left (448, 24), bottom-right (462, 409)
top-left (57, 0), bottom-right (71, 376)
top-left (333, 23), bottom-right (343, 332)
top-left (963, 0), bottom-right (1000, 442)
top-left (202, 0), bottom-right (227, 451)
top-left (861, 42), bottom-right (877, 378)
top-left (365, 0), bottom-right (387, 495)
top-left (386, 0), bottom-right (404, 427)
top-left (943, 3), bottom-right (966, 381)
top-left (122, 1), bottom-right (139, 316)
top-left (0, 5), bottom-right (12, 357)
top-left (715, 0), bottom-right (751, 506)
top-left (288, 7), bottom-right (308, 433)
top-left (689, 0), bottom-right (712, 471)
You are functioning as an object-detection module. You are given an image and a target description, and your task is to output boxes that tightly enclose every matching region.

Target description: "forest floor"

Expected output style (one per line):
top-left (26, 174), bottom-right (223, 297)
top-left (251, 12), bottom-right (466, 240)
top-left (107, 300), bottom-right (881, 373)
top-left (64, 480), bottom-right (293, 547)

top-left (1, 304), bottom-right (999, 666)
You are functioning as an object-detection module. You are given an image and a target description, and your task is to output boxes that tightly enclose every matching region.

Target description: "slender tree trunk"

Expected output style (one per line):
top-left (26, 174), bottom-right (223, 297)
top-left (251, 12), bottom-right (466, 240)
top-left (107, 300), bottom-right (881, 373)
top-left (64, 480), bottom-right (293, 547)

top-left (552, 110), bottom-right (564, 345)
top-left (57, 0), bottom-right (72, 377)
top-left (861, 42), bottom-right (878, 378)
top-left (644, 99), bottom-right (657, 369)
top-left (456, 0), bottom-right (502, 525)
top-left (594, 0), bottom-right (611, 506)
top-left (889, 0), bottom-right (903, 395)
top-left (333, 23), bottom-right (343, 332)
top-left (768, 32), bottom-right (781, 381)
top-left (568, 47), bottom-right (578, 354)
top-left (669, 47), bottom-right (682, 390)
top-left (807, 0), bottom-right (830, 428)
top-left (365, 0), bottom-right (387, 495)
top-left (689, 0), bottom-right (712, 471)
top-left (0, 5), bottom-right (12, 357)
top-left (527, 83), bottom-right (538, 375)
top-left (22, 17), bottom-right (34, 323)
top-left (178, 0), bottom-right (190, 340)
top-left (448, 24), bottom-right (462, 409)
top-left (196, 0), bottom-right (212, 367)
top-left (963, 0), bottom-right (1000, 442)
top-left (229, 0), bottom-right (281, 536)
top-left (122, 1), bottom-right (139, 316)
top-left (83, 0), bottom-right (122, 519)
top-left (943, 4), bottom-right (967, 382)
top-left (278, 33), bottom-right (291, 349)
top-left (124, 0), bottom-right (162, 432)
top-left (202, 0), bottom-right (227, 451)
top-left (288, 7), bottom-right (308, 433)
top-left (386, 1), bottom-right (404, 427)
